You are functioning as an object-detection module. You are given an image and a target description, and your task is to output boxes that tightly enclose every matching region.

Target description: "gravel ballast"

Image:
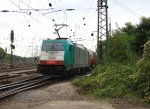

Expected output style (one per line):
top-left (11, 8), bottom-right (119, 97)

top-left (0, 80), bottom-right (150, 109)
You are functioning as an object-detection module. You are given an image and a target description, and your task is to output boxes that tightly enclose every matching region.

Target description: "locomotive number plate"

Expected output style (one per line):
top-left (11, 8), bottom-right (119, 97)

top-left (48, 57), bottom-right (56, 60)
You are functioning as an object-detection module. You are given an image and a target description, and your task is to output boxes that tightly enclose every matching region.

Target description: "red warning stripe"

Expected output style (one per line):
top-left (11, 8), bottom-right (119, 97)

top-left (40, 60), bottom-right (64, 65)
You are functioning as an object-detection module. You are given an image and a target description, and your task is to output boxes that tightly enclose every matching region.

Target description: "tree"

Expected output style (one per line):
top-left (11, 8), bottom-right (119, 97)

top-left (134, 17), bottom-right (150, 55)
top-left (107, 33), bottom-right (135, 63)
top-left (135, 41), bottom-right (150, 102)
top-left (121, 17), bottom-right (150, 56)
top-left (122, 22), bottom-right (136, 36)
top-left (0, 47), bottom-right (6, 61)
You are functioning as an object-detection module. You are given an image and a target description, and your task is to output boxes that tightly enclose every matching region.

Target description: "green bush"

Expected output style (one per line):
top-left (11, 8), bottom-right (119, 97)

top-left (73, 63), bottom-right (135, 98)
top-left (106, 33), bottom-right (137, 63)
top-left (0, 47), bottom-right (6, 61)
top-left (134, 41), bottom-right (150, 103)
top-left (73, 42), bottom-right (150, 103)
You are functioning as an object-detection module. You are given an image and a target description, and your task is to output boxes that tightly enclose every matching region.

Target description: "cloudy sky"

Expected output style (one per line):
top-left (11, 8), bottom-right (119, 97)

top-left (0, 0), bottom-right (149, 57)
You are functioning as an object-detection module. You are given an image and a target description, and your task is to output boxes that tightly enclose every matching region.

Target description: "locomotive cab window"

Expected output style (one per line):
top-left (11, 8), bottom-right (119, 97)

top-left (42, 42), bottom-right (64, 51)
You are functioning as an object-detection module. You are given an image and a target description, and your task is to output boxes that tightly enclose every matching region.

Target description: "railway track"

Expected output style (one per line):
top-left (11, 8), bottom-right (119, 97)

top-left (0, 66), bottom-right (36, 73)
top-left (0, 69), bottom-right (37, 84)
top-left (0, 75), bottom-right (57, 99)
top-left (0, 74), bottom-right (21, 80)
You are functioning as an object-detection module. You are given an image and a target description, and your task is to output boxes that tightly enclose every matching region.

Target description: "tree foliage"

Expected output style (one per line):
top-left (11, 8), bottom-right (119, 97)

top-left (122, 22), bottom-right (136, 36)
top-left (74, 17), bottom-right (150, 103)
top-left (135, 17), bottom-right (150, 55)
top-left (107, 32), bottom-right (136, 63)
top-left (121, 17), bottom-right (150, 56)
top-left (0, 47), bottom-right (6, 61)
top-left (134, 41), bottom-right (150, 102)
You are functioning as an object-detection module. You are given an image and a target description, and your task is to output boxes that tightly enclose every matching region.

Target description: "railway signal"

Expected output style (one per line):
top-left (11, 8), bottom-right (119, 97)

top-left (10, 30), bottom-right (14, 42)
top-left (10, 30), bottom-right (15, 69)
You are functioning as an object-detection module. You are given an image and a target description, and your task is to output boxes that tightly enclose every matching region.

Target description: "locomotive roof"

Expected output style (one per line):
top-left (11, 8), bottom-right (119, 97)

top-left (43, 38), bottom-right (73, 45)
top-left (73, 43), bottom-right (88, 50)
top-left (43, 38), bottom-right (88, 50)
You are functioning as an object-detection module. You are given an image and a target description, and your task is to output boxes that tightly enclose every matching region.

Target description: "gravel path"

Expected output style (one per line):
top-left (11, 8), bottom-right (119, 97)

top-left (0, 80), bottom-right (149, 109)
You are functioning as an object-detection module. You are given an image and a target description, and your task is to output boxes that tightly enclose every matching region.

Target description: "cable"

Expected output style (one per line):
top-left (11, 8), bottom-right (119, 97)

top-left (9, 0), bottom-right (21, 9)
top-left (54, 0), bottom-right (67, 24)
top-left (46, 0), bottom-right (74, 35)
top-left (18, 0), bottom-right (56, 23)
top-left (110, 0), bottom-right (141, 18)
top-left (9, 0), bottom-right (55, 32)
top-left (46, 0), bottom-right (64, 23)
top-left (58, 0), bottom-right (67, 24)
top-left (8, 0), bottom-right (96, 46)
top-left (0, 22), bottom-right (13, 29)
top-left (9, 0), bottom-right (52, 39)
top-left (39, 0), bottom-right (47, 8)
top-left (22, 14), bottom-right (40, 38)
top-left (78, 0), bottom-right (97, 28)
top-left (77, 9), bottom-right (97, 33)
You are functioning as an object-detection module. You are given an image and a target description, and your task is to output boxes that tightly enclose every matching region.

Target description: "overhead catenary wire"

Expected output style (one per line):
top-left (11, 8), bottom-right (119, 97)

top-left (9, 0), bottom-right (74, 38)
top-left (27, 0), bottom-right (97, 37)
top-left (77, 0), bottom-right (97, 29)
top-left (0, 12), bottom-right (38, 38)
top-left (47, 0), bottom-right (97, 37)
top-left (46, 0), bottom-right (75, 36)
top-left (46, 0), bottom-right (65, 23)
top-left (9, 0), bottom-right (55, 33)
top-left (0, 0), bottom-right (99, 57)
top-left (2, 0), bottom-right (97, 33)
top-left (0, 2), bottom-right (46, 55)
top-left (16, 0), bottom-right (57, 24)
top-left (8, 0), bottom-right (52, 39)
top-left (110, 0), bottom-right (142, 18)
top-left (76, 9), bottom-right (97, 34)
top-left (39, 0), bottom-right (47, 8)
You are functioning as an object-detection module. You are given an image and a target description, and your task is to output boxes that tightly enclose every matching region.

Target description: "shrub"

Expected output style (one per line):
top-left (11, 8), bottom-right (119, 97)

top-left (73, 63), bottom-right (135, 98)
top-left (106, 33), bottom-right (137, 63)
top-left (135, 41), bottom-right (150, 103)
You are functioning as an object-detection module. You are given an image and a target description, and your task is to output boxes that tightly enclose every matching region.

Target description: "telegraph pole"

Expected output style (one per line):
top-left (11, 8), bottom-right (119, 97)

top-left (97, 0), bottom-right (108, 63)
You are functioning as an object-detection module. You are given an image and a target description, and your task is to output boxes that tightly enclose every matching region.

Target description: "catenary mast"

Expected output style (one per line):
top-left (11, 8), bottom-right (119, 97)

top-left (97, 0), bottom-right (108, 63)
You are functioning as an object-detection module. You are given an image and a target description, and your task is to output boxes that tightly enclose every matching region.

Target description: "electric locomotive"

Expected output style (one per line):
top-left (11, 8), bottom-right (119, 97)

top-left (37, 38), bottom-right (90, 77)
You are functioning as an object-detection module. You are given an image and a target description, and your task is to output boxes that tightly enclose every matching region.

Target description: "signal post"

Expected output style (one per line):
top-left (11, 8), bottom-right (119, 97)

top-left (10, 30), bottom-right (15, 69)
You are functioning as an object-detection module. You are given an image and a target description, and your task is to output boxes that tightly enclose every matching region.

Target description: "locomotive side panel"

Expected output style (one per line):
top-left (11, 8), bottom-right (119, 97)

top-left (73, 44), bottom-right (89, 68)
top-left (64, 43), bottom-right (74, 70)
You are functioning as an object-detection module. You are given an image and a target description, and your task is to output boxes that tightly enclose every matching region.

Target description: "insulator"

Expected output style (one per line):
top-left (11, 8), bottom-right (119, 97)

top-left (49, 3), bottom-right (52, 7)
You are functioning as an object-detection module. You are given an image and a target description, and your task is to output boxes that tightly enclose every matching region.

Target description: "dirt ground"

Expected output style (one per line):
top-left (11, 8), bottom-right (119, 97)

top-left (0, 80), bottom-right (150, 109)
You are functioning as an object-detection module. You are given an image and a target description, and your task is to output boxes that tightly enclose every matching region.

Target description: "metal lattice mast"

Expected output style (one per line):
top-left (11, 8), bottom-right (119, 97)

top-left (97, 0), bottom-right (108, 62)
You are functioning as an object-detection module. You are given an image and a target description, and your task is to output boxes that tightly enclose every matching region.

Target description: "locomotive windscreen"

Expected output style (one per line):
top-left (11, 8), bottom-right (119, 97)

top-left (42, 42), bottom-right (64, 51)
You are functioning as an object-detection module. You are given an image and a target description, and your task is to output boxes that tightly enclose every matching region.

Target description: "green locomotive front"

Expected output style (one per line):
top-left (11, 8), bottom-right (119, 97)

top-left (37, 38), bottom-right (90, 77)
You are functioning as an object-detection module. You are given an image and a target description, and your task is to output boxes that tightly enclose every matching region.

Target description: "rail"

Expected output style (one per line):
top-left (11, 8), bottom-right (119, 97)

top-left (0, 66), bottom-right (36, 73)
top-left (0, 75), bottom-right (55, 99)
